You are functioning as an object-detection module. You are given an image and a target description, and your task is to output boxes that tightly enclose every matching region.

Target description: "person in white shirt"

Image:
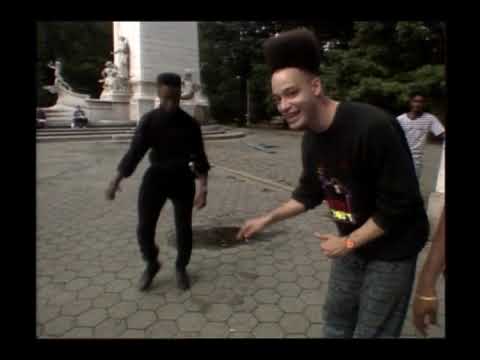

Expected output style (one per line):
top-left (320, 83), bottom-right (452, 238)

top-left (397, 93), bottom-right (445, 178)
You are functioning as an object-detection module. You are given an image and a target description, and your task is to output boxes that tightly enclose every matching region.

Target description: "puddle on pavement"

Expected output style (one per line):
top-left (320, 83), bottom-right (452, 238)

top-left (168, 225), bottom-right (284, 250)
top-left (168, 226), bottom-right (245, 250)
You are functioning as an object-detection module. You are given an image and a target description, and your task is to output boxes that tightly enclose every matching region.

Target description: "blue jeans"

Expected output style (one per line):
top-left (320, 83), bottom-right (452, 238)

top-left (323, 252), bottom-right (417, 338)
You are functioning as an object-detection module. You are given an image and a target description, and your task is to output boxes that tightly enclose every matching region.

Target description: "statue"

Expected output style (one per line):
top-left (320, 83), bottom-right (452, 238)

top-left (181, 69), bottom-right (196, 101)
top-left (99, 61), bottom-right (120, 92)
top-left (113, 36), bottom-right (129, 80)
top-left (47, 60), bottom-right (72, 91)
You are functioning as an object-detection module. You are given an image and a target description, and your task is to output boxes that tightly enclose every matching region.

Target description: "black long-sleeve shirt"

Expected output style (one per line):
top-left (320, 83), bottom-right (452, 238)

top-left (292, 101), bottom-right (429, 261)
top-left (117, 107), bottom-right (210, 178)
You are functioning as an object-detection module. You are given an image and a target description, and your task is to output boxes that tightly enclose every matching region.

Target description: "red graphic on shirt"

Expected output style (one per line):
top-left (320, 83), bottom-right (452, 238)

top-left (317, 165), bottom-right (356, 225)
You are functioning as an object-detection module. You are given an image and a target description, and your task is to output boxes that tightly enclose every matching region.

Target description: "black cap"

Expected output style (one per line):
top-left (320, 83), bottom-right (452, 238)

top-left (156, 72), bottom-right (181, 88)
top-left (263, 28), bottom-right (321, 75)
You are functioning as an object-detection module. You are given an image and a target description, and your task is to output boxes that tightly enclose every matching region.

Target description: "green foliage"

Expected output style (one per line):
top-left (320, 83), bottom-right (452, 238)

top-left (36, 22), bottom-right (112, 107)
top-left (321, 21), bottom-right (446, 115)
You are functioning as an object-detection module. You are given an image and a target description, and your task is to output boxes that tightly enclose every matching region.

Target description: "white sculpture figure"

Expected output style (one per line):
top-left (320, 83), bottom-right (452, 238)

top-left (99, 61), bottom-right (119, 92)
top-left (181, 69), bottom-right (196, 100)
top-left (47, 60), bottom-right (72, 91)
top-left (113, 36), bottom-right (129, 80)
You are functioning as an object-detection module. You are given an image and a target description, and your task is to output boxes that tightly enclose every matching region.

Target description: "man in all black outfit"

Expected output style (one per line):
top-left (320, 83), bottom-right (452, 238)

top-left (106, 73), bottom-right (210, 291)
top-left (237, 29), bottom-right (429, 337)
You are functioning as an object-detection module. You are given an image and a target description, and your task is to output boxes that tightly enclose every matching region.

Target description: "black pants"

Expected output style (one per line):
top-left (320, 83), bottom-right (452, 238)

top-left (73, 117), bottom-right (88, 127)
top-left (137, 165), bottom-right (195, 270)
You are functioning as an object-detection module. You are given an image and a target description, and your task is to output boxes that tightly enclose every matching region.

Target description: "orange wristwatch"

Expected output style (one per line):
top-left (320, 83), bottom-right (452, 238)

top-left (345, 237), bottom-right (356, 249)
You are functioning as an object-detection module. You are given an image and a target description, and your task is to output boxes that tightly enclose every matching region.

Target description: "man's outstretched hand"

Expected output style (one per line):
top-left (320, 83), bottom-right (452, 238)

top-left (105, 181), bottom-right (121, 201)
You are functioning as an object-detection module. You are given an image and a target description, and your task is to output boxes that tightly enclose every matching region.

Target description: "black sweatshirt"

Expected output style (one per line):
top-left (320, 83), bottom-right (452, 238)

top-left (292, 102), bottom-right (429, 261)
top-left (117, 107), bottom-right (210, 178)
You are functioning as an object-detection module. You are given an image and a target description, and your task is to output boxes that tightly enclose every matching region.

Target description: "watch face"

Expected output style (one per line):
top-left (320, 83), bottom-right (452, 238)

top-left (346, 239), bottom-right (355, 249)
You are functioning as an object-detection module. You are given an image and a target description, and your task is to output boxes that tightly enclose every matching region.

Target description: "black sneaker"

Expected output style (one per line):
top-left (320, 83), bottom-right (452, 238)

top-left (138, 261), bottom-right (161, 292)
top-left (176, 268), bottom-right (191, 291)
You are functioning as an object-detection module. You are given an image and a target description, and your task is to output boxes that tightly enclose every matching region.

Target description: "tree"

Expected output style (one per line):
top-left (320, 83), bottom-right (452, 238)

top-left (36, 22), bottom-right (112, 107)
top-left (320, 21), bottom-right (446, 116)
top-left (199, 21), bottom-right (324, 124)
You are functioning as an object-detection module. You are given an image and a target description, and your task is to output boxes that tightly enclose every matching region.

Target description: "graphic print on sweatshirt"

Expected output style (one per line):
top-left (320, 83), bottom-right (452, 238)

top-left (316, 164), bottom-right (356, 225)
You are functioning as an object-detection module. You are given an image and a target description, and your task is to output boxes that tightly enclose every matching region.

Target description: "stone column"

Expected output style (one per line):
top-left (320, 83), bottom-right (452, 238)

top-left (113, 21), bottom-right (203, 122)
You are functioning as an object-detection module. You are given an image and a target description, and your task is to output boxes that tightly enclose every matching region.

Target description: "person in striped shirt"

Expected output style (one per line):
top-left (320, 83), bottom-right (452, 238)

top-left (397, 93), bottom-right (445, 178)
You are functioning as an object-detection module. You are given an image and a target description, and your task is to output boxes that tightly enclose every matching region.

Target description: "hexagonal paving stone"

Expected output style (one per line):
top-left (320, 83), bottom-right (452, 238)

top-left (216, 275), bottom-right (237, 289)
top-left (305, 305), bottom-right (323, 323)
top-left (176, 332), bottom-right (201, 338)
top-left (48, 291), bottom-right (77, 307)
top-left (116, 267), bottom-right (141, 280)
top-left (298, 276), bottom-right (321, 289)
top-left (165, 289), bottom-right (191, 303)
top-left (76, 266), bottom-right (103, 278)
top-left (276, 283), bottom-right (302, 297)
top-left (105, 279), bottom-right (131, 293)
top-left (95, 318), bottom-right (127, 338)
top-left (120, 287), bottom-right (144, 302)
top-left (274, 271), bottom-right (297, 282)
top-left (274, 261), bottom-right (296, 271)
top-left (232, 296), bottom-right (257, 313)
top-left (177, 313), bottom-right (207, 332)
top-left (61, 300), bottom-right (92, 316)
top-left (208, 289), bottom-right (242, 305)
top-left (109, 301), bottom-right (138, 319)
top-left (296, 265), bottom-right (315, 277)
top-left (254, 289), bottom-right (280, 304)
top-left (280, 314), bottom-right (309, 334)
top-left (300, 290), bottom-right (326, 305)
top-left (217, 264), bottom-right (235, 275)
top-left (228, 313), bottom-right (258, 332)
top-left (307, 324), bottom-right (325, 338)
top-left (200, 322), bottom-right (229, 338)
top-left (202, 259), bottom-right (220, 268)
top-left (254, 304), bottom-right (283, 322)
top-left (52, 271), bottom-right (77, 283)
top-left (228, 331), bottom-right (253, 338)
top-left (205, 304), bottom-right (233, 322)
top-left (44, 316), bottom-right (75, 336)
top-left (184, 296), bottom-right (210, 312)
top-left (191, 282), bottom-right (215, 296)
top-left (63, 327), bottom-right (94, 338)
top-left (256, 265), bottom-right (276, 276)
top-left (273, 251), bottom-right (291, 260)
top-left (292, 255), bottom-right (312, 265)
top-left (77, 308), bottom-right (108, 327)
top-left (253, 323), bottom-right (284, 338)
top-left (256, 255), bottom-right (275, 265)
top-left (65, 278), bottom-right (90, 291)
top-left (102, 261), bottom-right (127, 273)
top-left (93, 293), bottom-right (122, 308)
top-left (119, 329), bottom-right (146, 338)
top-left (255, 276), bottom-right (279, 289)
top-left (146, 320), bottom-right (179, 338)
top-left (37, 305), bottom-right (61, 323)
top-left (92, 273), bottom-right (116, 286)
top-left (138, 294), bottom-right (166, 310)
top-left (78, 285), bottom-right (104, 300)
top-left (127, 310), bottom-right (157, 330)
top-left (220, 254), bottom-right (237, 263)
top-left (279, 297), bottom-right (306, 313)
top-left (156, 303), bottom-right (187, 321)
top-left (312, 260), bottom-right (331, 272)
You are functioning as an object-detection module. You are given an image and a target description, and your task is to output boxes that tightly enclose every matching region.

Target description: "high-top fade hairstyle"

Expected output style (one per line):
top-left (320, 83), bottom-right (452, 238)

top-left (156, 72), bottom-right (182, 88)
top-left (263, 28), bottom-right (321, 75)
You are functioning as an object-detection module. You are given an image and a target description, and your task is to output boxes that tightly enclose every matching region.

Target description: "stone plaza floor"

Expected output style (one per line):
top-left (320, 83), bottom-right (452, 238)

top-left (36, 128), bottom-right (445, 338)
